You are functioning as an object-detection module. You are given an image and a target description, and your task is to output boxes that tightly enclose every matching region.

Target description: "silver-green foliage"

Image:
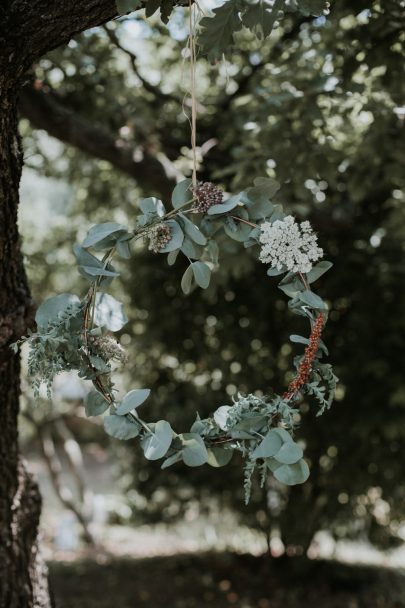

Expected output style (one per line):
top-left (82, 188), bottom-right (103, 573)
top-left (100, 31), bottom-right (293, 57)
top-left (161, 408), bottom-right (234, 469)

top-left (17, 177), bottom-right (336, 502)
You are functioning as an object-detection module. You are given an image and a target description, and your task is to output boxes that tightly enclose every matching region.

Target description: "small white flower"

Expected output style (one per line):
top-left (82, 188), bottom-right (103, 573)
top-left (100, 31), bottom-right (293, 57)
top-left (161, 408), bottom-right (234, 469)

top-left (259, 215), bottom-right (323, 274)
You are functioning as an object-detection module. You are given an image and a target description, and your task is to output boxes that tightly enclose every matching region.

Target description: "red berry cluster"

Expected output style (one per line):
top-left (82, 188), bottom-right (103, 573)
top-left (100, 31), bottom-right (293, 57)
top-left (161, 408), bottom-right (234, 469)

top-left (284, 313), bottom-right (325, 400)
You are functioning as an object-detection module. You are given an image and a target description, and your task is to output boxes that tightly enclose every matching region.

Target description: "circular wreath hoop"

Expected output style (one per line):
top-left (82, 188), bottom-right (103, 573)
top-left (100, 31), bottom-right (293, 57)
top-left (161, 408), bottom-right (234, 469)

top-left (17, 177), bottom-right (337, 502)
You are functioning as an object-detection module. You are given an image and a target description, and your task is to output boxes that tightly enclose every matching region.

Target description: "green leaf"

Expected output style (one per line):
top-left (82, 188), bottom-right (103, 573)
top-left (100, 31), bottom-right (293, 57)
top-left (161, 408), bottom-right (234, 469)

top-left (191, 261), bottom-right (211, 289)
top-left (116, 0), bottom-right (142, 14)
top-left (190, 417), bottom-right (206, 434)
top-left (207, 193), bottom-right (241, 215)
top-left (231, 430), bottom-right (255, 439)
top-left (82, 222), bottom-right (128, 248)
top-left (207, 447), bottom-right (233, 467)
top-left (35, 293), bottom-right (81, 332)
top-left (273, 428), bottom-right (294, 443)
top-left (94, 292), bottom-right (128, 332)
top-left (299, 290), bottom-right (327, 310)
top-left (267, 266), bottom-right (286, 277)
top-left (115, 239), bottom-right (131, 259)
top-left (181, 265), bottom-right (194, 294)
top-left (161, 451), bottom-right (182, 469)
top-left (104, 414), bottom-right (141, 440)
top-left (145, 0), bottom-right (161, 18)
top-left (252, 429), bottom-right (283, 459)
top-left (290, 334), bottom-right (309, 346)
top-left (179, 214), bottom-right (207, 245)
top-left (160, 0), bottom-right (174, 23)
top-left (116, 389), bottom-right (151, 415)
top-left (213, 405), bottom-right (231, 430)
top-left (233, 414), bottom-right (266, 431)
top-left (89, 355), bottom-right (110, 373)
top-left (167, 249), bottom-right (180, 266)
top-left (278, 272), bottom-right (304, 297)
top-left (241, 0), bottom-right (285, 39)
top-left (172, 179), bottom-right (193, 209)
top-left (139, 197), bottom-right (165, 217)
top-left (207, 240), bottom-right (219, 265)
top-left (296, 0), bottom-right (327, 16)
top-left (224, 210), bottom-right (252, 242)
top-left (273, 459), bottom-right (310, 485)
top-left (265, 457), bottom-right (283, 472)
top-left (84, 391), bottom-right (109, 417)
top-left (246, 198), bottom-right (275, 220)
top-left (180, 433), bottom-right (209, 467)
top-left (73, 245), bottom-right (119, 281)
top-left (274, 441), bottom-right (303, 464)
top-left (181, 237), bottom-right (205, 260)
top-left (141, 420), bottom-right (173, 460)
top-left (306, 261), bottom-right (333, 284)
top-left (269, 205), bottom-right (285, 222)
top-left (159, 220), bottom-right (184, 253)
top-left (198, 0), bottom-right (242, 60)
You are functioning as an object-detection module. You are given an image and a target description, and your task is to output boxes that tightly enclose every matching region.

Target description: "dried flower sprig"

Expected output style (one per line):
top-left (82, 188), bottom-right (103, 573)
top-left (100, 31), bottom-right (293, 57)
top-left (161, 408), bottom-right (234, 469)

top-left (284, 313), bottom-right (326, 400)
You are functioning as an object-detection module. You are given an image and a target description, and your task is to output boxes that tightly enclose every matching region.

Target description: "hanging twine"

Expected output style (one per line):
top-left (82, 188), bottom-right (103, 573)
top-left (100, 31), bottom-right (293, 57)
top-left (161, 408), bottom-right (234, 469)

top-left (187, 0), bottom-right (199, 188)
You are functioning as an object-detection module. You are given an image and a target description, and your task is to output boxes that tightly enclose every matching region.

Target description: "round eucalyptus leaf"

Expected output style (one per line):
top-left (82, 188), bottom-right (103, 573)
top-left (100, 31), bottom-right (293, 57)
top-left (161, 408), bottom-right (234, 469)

top-left (274, 441), bottom-right (303, 464)
top-left (207, 447), bottom-right (233, 467)
top-left (141, 420), bottom-right (173, 460)
top-left (191, 261), bottom-right (211, 289)
top-left (299, 290), bottom-right (327, 310)
top-left (82, 222), bottom-right (128, 248)
top-left (307, 261), bottom-right (333, 284)
top-left (180, 433), bottom-right (209, 467)
top-left (213, 405), bottom-right (231, 430)
top-left (84, 390), bottom-right (110, 417)
top-left (273, 428), bottom-right (294, 443)
top-left (252, 429), bottom-right (283, 459)
top-left (273, 459), bottom-right (310, 485)
top-left (181, 236), bottom-right (204, 260)
top-left (172, 178), bottom-right (193, 209)
top-left (207, 193), bottom-right (242, 215)
top-left (224, 209), bottom-right (252, 242)
top-left (267, 266), bottom-right (286, 277)
top-left (181, 264), bottom-right (194, 294)
top-left (94, 292), bottom-right (128, 332)
top-left (116, 389), bottom-right (151, 415)
top-left (265, 457), bottom-right (283, 472)
top-left (104, 414), bottom-right (141, 440)
top-left (167, 249), bottom-right (180, 266)
top-left (159, 220), bottom-right (184, 253)
top-left (161, 451), bottom-right (182, 469)
top-left (179, 214), bottom-right (207, 245)
top-left (140, 197), bottom-right (165, 217)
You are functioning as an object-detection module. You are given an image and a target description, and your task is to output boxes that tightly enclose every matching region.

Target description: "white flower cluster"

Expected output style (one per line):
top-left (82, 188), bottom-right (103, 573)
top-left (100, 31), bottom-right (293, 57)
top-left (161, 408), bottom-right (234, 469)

top-left (259, 215), bottom-right (323, 274)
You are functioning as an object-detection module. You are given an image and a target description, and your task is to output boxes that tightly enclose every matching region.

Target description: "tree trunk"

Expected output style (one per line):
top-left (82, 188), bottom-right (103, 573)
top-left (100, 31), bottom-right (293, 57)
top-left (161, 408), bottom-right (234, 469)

top-left (0, 81), bottom-right (52, 607)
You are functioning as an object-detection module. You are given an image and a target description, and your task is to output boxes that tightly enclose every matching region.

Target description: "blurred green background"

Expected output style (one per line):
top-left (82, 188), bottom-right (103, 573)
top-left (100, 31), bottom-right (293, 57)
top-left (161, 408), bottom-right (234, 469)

top-left (18, 0), bottom-right (405, 605)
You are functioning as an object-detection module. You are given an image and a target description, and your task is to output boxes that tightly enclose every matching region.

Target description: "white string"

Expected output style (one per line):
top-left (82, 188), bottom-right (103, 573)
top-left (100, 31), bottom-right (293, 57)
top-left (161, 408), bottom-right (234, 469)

top-left (188, 0), bottom-right (199, 187)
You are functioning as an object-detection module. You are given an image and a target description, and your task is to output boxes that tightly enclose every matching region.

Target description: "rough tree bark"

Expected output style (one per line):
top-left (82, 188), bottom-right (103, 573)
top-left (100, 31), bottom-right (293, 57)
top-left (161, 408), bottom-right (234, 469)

top-left (0, 2), bottom-right (135, 605)
top-left (0, 75), bottom-right (51, 606)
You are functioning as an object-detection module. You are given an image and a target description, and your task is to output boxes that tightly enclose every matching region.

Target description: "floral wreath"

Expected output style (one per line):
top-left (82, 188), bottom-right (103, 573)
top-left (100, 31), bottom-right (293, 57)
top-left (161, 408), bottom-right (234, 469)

top-left (17, 177), bottom-right (337, 502)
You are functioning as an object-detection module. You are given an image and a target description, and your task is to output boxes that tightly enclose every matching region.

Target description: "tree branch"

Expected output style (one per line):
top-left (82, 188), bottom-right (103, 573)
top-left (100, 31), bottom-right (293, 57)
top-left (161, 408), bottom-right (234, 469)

top-left (102, 24), bottom-right (181, 105)
top-left (19, 84), bottom-right (176, 198)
